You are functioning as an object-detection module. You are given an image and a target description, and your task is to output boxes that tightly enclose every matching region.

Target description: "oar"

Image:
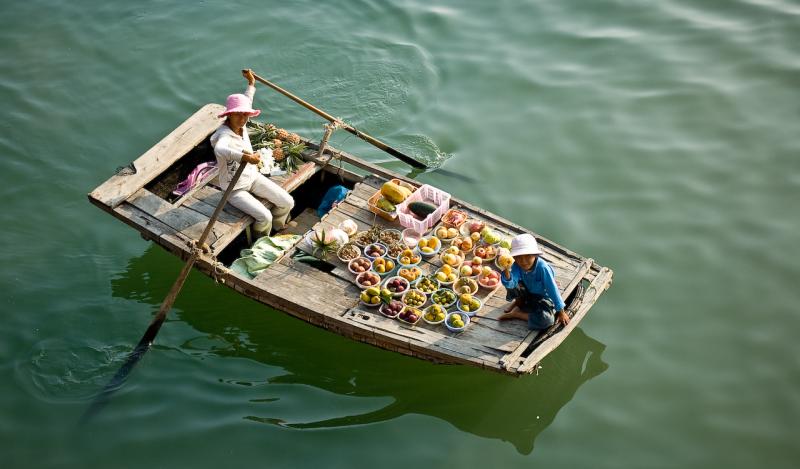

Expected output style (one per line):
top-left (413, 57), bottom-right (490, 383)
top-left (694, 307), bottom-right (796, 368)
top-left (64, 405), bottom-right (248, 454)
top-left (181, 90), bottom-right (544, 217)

top-left (82, 162), bottom-right (248, 422)
top-left (251, 71), bottom-right (428, 170)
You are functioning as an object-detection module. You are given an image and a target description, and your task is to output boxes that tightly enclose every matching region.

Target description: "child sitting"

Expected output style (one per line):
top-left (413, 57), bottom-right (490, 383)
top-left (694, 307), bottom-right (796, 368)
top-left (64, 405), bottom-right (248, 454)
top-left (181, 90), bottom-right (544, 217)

top-left (499, 233), bottom-right (570, 330)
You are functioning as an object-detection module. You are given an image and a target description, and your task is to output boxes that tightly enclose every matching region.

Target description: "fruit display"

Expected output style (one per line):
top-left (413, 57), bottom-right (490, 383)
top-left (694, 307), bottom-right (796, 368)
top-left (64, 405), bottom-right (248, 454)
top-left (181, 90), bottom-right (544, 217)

top-left (446, 312), bottom-right (469, 332)
top-left (398, 266), bottom-right (423, 283)
top-left (451, 236), bottom-right (474, 253)
top-left (499, 238), bottom-right (512, 250)
top-left (353, 226), bottom-right (381, 247)
top-left (435, 264), bottom-right (458, 284)
top-left (423, 304), bottom-right (447, 324)
top-left (386, 243), bottom-right (405, 258)
top-left (480, 227), bottom-right (502, 245)
top-left (337, 243), bottom-right (361, 263)
top-left (379, 229), bottom-right (402, 246)
top-left (376, 197), bottom-right (396, 213)
top-left (383, 276), bottom-right (409, 296)
top-left (397, 247), bottom-right (422, 266)
top-left (408, 201), bottom-right (438, 219)
top-left (454, 277), bottom-right (479, 295)
top-left (372, 256), bottom-right (396, 274)
top-left (440, 246), bottom-right (465, 269)
top-left (381, 181), bottom-right (413, 204)
top-left (431, 288), bottom-right (457, 307)
top-left (402, 289), bottom-right (427, 308)
top-left (416, 276), bottom-right (440, 294)
top-left (356, 271), bottom-right (381, 288)
top-left (364, 243), bottom-right (387, 258)
top-left (435, 225), bottom-right (459, 240)
top-left (397, 307), bottom-right (423, 325)
top-left (442, 209), bottom-right (467, 228)
top-left (457, 293), bottom-right (482, 314)
top-left (379, 300), bottom-right (404, 318)
top-left (417, 236), bottom-right (441, 255)
top-left (459, 257), bottom-right (484, 278)
top-left (464, 220), bottom-right (486, 235)
top-left (348, 257), bottom-right (372, 274)
top-left (360, 286), bottom-right (390, 306)
top-left (473, 243), bottom-right (498, 261)
top-left (478, 267), bottom-right (501, 289)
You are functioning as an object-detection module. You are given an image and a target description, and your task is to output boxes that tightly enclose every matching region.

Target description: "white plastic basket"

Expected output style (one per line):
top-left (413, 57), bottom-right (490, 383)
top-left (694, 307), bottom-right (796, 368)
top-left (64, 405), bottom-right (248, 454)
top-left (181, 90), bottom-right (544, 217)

top-left (396, 184), bottom-right (451, 234)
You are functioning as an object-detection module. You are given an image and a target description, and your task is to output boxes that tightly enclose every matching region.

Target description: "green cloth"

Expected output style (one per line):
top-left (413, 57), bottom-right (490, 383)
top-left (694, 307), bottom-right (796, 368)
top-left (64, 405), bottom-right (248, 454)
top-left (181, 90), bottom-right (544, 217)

top-left (231, 234), bottom-right (301, 278)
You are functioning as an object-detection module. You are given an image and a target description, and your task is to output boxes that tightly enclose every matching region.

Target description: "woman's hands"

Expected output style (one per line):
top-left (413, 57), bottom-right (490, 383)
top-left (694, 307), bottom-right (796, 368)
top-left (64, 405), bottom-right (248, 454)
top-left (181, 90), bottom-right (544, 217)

top-left (242, 151), bottom-right (260, 165)
top-left (242, 69), bottom-right (256, 86)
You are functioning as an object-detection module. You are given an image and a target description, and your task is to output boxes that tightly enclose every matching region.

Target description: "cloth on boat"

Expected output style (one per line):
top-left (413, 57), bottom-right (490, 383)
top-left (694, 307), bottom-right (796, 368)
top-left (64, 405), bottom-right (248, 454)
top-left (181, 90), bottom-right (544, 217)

top-left (231, 234), bottom-right (301, 278)
top-left (172, 161), bottom-right (217, 197)
top-left (317, 185), bottom-right (349, 217)
top-left (500, 257), bottom-right (565, 312)
top-left (505, 285), bottom-right (556, 330)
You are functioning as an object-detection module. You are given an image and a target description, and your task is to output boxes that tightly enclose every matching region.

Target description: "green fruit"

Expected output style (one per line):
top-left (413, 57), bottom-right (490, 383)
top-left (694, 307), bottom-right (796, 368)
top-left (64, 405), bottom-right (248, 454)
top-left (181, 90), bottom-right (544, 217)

top-left (366, 287), bottom-right (380, 297)
top-left (408, 201), bottom-right (437, 219)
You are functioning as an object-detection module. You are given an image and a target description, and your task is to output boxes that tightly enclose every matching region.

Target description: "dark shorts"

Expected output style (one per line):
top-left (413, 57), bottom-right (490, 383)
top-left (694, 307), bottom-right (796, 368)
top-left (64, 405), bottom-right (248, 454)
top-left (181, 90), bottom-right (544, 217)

top-left (506, 286), bottom-right (555, 330)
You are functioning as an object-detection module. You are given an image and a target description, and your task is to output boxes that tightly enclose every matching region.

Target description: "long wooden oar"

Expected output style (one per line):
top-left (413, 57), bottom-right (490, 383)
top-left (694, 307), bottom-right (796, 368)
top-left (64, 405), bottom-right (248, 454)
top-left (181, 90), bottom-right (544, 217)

top-left (82, 162), bottom-right (248, 422)
top-left (251, 71), bottom-right (428, 170)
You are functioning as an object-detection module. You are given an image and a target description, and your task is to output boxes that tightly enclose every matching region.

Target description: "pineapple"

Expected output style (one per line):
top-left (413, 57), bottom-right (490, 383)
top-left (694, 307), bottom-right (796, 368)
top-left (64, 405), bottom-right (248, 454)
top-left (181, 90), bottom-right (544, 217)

top-left (272, 138), bottom-right (283, 148)
top-left (287, 133), bottom-right (301, 145)
top-left (276, 128), bottom-right (291, 141)
top-left (311, 229), bottom-right (340, 260)
top-left (273, 147), bottom-right (285, 162)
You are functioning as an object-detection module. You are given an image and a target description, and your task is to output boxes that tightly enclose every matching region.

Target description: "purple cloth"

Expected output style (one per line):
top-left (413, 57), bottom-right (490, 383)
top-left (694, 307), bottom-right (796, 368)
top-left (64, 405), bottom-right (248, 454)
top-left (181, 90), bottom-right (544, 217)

top-left (173, 162), bottom-right (217, 196)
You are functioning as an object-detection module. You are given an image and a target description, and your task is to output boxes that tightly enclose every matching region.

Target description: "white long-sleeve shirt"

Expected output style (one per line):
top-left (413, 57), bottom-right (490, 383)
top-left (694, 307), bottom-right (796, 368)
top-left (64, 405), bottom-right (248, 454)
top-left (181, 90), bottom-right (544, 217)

top-left (209, 85), bottom-right (260, 191)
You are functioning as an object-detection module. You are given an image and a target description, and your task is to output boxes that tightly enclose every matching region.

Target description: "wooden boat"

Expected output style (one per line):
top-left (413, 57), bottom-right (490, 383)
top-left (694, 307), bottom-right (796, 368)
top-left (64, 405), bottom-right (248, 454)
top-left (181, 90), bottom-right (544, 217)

top-left (88, 103), bottom-right (613, 376)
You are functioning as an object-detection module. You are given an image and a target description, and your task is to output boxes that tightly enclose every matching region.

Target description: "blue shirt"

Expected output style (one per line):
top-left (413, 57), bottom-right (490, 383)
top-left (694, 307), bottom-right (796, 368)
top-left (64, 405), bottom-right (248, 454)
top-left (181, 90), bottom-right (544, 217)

top-left (500, 258), bottom-right (565, 311)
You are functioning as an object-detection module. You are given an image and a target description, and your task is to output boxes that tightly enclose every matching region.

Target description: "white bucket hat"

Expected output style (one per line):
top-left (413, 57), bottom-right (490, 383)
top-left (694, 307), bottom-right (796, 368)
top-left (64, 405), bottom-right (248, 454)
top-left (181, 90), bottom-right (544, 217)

top-left (510, 233), bottom-right (543, 257)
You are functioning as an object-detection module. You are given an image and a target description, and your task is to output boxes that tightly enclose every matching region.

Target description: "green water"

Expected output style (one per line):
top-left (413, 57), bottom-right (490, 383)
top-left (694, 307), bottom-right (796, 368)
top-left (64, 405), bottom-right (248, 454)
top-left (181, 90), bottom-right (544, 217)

top-left (2, 0), bottom-right (799, 467)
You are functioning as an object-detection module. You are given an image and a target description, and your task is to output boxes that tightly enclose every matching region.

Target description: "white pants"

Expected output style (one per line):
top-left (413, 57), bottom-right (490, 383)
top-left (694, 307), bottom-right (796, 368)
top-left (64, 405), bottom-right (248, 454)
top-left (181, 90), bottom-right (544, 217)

top-left (228, 175), bottom-right (294, 235)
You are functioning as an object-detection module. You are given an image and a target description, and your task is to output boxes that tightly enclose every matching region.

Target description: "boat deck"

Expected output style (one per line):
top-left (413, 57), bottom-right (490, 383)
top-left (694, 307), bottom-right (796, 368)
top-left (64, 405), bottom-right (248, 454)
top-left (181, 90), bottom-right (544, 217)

top-left (88, 103), bottom-right (613, 375)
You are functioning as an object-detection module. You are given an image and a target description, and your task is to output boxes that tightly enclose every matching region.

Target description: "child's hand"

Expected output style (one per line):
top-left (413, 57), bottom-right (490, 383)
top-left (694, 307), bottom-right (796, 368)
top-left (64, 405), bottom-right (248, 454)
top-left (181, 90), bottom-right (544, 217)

top-left (556, 310), bottom-right (570, 326)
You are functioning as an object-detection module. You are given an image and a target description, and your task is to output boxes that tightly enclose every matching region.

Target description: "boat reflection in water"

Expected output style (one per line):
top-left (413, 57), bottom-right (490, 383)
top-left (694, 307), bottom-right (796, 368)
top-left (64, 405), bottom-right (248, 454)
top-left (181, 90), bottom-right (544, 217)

top-left (112, 245), bottom-right (609, 455)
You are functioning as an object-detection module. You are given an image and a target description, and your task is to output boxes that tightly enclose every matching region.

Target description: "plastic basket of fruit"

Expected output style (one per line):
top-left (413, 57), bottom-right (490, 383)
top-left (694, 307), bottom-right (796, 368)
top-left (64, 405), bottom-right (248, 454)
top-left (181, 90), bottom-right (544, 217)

top-left (359, 287), bottom-right (384, 307)
top-left (386, 243), bottom-right (406, 259)
top-left (456, 294), bottom-right (482, 316)
top-left (397, 266), bottom-right (424, 285)
top-left (401, 289), bottom-right (428, 308)
top-left (451, 236), bottom-right (475, 254)
top-left (434, 224), bottom-right (460, 241)
top-left (416, 236), bottom-right (441, 257)
top-left (477, 268), bottom-right (502, 289)
top-left (363, 243), bottom-right (388, 260)
top-left (396, 184), bottom-right (451, 234)
top-left (434, 264), bottom-right (459, 286)
top-left (453, 277), bottom-right (479, 295)
top-left (379, 300), bottom-right (405, 318)
top-left (383, 276), bottom-right (410, 297)
top-left (472, 243), bottom-right (498, 262)
top-left (397, 306), bottom-right (424, 326)
top-left (369, 179), bottom-right (417, 221)
top-left (415, 275), bottom-right (441, 294)
top-left (430, 288), bottom-right (458, 309)
top-left (439, 247), bottom-right (465, 271)
top-left (459, 219), bottom-right (486, 237)
top-left (355, 271), bottom-right (382, 289)
top-left (337, 243), bottom-right (361, 263)
top-left (371, 256), bottom-right (396, 276)
top-left (348, 257), bottom-right (373, 275)
top-left (478, 227), bottom-right (503, 246)
top-left (445, 312), bottom-right (470, 332)
top-left (441, 208), bottom-right (468, 229)
top-left (423, 304), bottom-right (448, 325)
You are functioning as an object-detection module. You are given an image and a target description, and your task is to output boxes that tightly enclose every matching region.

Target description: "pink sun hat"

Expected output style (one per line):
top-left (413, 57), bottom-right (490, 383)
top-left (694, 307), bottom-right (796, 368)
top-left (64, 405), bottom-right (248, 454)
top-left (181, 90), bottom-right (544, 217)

top-left (219, 93), bottom-right (261, 118)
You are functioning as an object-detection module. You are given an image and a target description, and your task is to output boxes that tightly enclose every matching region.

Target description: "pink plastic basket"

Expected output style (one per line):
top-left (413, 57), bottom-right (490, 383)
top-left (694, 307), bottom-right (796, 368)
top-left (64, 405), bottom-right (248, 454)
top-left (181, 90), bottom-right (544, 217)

top-left (396, 184), bottom-right (451, 234)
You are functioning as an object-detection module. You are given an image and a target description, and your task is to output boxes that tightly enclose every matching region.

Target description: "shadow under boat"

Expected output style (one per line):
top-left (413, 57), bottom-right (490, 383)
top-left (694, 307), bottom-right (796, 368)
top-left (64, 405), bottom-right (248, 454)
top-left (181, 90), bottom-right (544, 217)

top-left (112, 244), bottom-right (609, 455)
